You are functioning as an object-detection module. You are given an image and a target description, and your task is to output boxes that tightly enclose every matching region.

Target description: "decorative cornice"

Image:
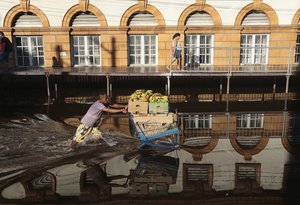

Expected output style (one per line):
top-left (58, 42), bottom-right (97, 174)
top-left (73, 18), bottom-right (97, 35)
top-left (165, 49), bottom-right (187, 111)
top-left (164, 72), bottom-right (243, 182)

top-left (138, 0), bottom-right (148, 11)
top-left (78, 0), bottom-right (89, 12)
top-left (196, 0), bottom-right (206, 7)
top-left (20, 0), bottom-right (30, 12)
top-left (137, 0), bottom-right (148, 11)
top-left (253, 0), bottom-right (263, 10)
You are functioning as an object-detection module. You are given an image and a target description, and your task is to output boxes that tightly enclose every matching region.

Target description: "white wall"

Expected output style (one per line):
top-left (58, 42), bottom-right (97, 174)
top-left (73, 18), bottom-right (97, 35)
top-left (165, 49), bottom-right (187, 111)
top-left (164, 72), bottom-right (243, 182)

top-left (0, 0), bottom-right (299, 27)
top-left (31, 0), bottom-right (76, 27)
top-left (0, 0), bottom-right (18, 27)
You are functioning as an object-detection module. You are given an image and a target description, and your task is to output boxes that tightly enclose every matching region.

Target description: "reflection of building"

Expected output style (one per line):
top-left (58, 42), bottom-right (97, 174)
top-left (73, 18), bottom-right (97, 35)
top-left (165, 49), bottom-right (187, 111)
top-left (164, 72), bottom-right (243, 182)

top-left (1, 110), bottom-right (300, 203)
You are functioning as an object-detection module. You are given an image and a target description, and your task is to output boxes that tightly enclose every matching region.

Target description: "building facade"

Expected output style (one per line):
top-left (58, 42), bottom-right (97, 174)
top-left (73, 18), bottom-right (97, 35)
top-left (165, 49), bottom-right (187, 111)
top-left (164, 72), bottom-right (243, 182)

top-left (0, 0), bottom-right (299, 70)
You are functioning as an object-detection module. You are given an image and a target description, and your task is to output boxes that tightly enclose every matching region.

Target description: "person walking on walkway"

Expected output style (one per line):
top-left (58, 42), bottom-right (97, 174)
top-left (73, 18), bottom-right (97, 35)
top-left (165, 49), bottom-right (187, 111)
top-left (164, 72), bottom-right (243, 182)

top-left (167, 33), bottom-right (182, 70)
top-left (70, 92), bottom-right (127, 147)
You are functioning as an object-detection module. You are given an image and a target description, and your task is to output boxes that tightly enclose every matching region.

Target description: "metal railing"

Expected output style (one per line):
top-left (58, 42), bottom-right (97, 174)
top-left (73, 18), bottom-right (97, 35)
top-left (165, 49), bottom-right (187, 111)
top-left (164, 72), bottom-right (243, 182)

top-left (170, 46), bottom-right (299, 74)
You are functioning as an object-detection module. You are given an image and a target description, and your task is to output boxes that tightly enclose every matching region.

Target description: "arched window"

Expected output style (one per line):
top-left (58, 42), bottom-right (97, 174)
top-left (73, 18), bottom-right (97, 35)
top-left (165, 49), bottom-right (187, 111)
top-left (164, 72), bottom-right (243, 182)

top-left (185, 11), bottom-right (214, 26)
top-left (128, 12), bottom-right (157, 26)
top-left (241, 11), bottom-right (269, 25)
top-left (70, 11), bottom-right (100, 27)
top-left (12, 12), bottom-right (42, 27)
top-left (70, 12), bottom-right (101, 66)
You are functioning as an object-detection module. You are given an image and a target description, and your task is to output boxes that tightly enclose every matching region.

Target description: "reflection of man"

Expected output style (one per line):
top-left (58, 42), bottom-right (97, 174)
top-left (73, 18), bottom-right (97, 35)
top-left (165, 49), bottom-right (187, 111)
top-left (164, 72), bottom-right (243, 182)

top-left (0, 31), bottom-right (12, 68)
top-left (70, 92), bottom-right (127, 147)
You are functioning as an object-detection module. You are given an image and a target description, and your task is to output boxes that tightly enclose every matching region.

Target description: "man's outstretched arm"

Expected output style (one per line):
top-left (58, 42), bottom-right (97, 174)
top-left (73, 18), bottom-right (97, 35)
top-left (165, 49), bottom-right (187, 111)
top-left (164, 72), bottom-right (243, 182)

top-left (102, 107), bottom-right (127, 113)
top-left (109, 103), bottom-right (127, 109)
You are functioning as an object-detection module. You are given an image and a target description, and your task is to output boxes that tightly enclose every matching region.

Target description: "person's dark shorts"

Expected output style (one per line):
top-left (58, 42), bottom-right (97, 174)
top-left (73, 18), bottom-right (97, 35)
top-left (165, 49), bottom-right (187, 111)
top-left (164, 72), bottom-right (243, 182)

top-left (173, 49), bottom-right (181, 59)
top-left (0, 52), bottom-right (9, 63)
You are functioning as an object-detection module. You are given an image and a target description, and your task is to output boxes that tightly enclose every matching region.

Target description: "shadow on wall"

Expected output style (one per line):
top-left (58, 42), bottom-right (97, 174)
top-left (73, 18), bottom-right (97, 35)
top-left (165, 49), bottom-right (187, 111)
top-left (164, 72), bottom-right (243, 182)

top-left (101, 37), bottom-right (116, 67)
top-left (52, 45), bottom-right (63, 68)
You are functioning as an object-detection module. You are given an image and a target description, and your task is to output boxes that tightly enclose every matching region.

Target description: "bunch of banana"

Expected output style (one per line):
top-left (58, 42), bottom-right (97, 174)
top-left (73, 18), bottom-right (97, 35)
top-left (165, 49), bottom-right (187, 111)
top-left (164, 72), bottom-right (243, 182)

top-left (130, 89), bottom-right (155, 102)
top-left (149, 93), bottom-right (168, 103)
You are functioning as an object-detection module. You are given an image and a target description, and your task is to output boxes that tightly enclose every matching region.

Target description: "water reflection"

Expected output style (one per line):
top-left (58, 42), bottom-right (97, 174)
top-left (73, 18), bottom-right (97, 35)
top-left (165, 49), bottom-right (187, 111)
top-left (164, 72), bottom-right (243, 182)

top-left (0, 103), bottom-right (300, 204)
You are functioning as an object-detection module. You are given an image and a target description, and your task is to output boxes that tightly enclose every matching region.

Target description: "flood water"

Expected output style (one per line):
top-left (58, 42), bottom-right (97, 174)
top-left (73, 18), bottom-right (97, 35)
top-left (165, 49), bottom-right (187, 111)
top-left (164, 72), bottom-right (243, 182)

top-left (0, 75), bottom-right (300, 205)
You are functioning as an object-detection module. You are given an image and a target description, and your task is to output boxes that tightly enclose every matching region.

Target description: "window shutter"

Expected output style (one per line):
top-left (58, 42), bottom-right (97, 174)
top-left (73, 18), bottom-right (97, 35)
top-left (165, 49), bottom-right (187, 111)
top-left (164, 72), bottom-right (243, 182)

top-left (242, 11), bottom-right (269, 25)
top-left (183, 136), bottom-right (211, 147)
top-left (71, 12), bottom-right (100, 27)
top-left (237, 165), bottom-right (256, 180)
top-left (237, 136), bottom-right (261, 147)
top-left (185, 12), bottom-right (214, 26)
top-left (13, 13), bottom-right (42, 27)
top-left (187, 166), bottom-right (209, 182)
top-left (128, 12), bottom-right (157, 26)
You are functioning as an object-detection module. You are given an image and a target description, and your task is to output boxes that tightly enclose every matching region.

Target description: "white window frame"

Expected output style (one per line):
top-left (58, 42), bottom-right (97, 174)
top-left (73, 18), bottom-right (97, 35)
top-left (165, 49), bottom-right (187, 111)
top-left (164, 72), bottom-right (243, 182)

top-left (15, 36), bottom-right (44, 67)
top-left (237, 114), bottom-right (264, 129)
top-left (185, 34), bottom-right (214, 66)
top-left (72, 35), bottom-right (101, 66)
top-left (128, 35), bottom-right (158, 66)
top-left (184, 114), bottom-right (212, 129)
top-left (295, 33), bottom-right (300, 64)
top-left (240, 34), bottom-right (269, 65)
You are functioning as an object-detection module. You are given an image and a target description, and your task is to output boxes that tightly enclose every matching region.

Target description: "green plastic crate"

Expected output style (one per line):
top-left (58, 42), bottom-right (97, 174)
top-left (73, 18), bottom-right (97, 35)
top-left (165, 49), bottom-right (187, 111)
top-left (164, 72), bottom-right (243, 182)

top-left (148, 102), bottom-right (169, 114)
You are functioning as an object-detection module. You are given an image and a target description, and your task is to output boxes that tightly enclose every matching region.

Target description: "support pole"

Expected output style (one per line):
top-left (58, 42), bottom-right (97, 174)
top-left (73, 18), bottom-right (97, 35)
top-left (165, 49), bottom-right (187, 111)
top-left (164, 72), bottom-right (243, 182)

top-left (226, 75), bottom-right (230, 112)
top-left (284, 75), bottom-right (290, 111)
top-left (272, 78), bottom-right (276, 100)
top-left (167, 75), bottom-right (171, 97)
top-left (45, 72), bottom-right (50, 99)
top-left (281, 111), bottom-right (288, 138)
top-left (55, 83), bottom-right (58, 99)
top-left (219, 78), bottom-right (223, 101)
top-left (226, 112), bottom-right (230, 139)
top-left (106, 74), bottom-right (110, 97)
